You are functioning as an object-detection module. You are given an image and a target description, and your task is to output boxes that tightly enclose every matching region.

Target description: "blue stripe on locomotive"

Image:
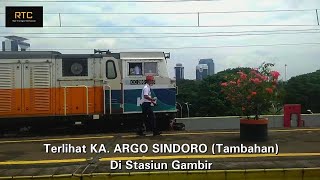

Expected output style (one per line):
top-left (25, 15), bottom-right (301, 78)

top-left (105, 88), bottom-right (176, 113)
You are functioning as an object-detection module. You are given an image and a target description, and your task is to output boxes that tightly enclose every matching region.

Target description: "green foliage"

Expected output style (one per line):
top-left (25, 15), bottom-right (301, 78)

top-left (285, 70), bottom-right (320, 113)
top-left (176, 66), bottom-right (320, 117)
top-left (176, 67), bottom-right (251, 117)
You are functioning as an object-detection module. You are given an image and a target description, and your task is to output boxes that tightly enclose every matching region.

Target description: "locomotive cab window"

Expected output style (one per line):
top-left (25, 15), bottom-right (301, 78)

top-left (106, 60), bottom-right (117, 79)
top-left (62, 58), bottom-right (88, 77)
top-left (128, 62), bottom-right (142, 76)
top-left (144, 62), bottom-right (158, 76)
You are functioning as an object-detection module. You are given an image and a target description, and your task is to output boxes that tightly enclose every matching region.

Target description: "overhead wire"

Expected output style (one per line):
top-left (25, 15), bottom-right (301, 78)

top-left (1, 28), bottom-right (319, 35)
top-left (0, 5), bottom-right (318, 51)
top-left (4, 0), bottom-right (221, 2)
top-left (0, 9), bottom-right (317, 14)
top-left (28, 42), bottom-right (320, 51)
top-left (1, 25), bottom-right (319, 28)
top-left (2, 31), bottom-right (320, 39)
top-left (0, 8), bottom-right (318, 28)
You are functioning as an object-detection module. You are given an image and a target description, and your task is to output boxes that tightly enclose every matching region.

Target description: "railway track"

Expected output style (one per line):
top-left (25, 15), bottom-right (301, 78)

top-left (0, 120), bottom-right (183, 139)
top-left (0, 121), bottom-right (136, 139)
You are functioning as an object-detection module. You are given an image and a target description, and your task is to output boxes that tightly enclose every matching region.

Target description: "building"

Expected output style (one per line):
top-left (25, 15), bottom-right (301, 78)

top-left (174, 63), bottom-right (184, 80)
top-left (199, 58), bottom-right (215, 75)
top-left (2, 36), bottom-right (30, 51)
top-left (196, 64), bottom-right (208, 80)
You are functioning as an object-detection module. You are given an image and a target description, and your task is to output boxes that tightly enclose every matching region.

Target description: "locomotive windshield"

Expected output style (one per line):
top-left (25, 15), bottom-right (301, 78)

top-left (129, 63), bottom-right (142, 75)
top-left (106, 60), bottom-right (117, 79)
top-left (128, 61), bottom-right (158, 76)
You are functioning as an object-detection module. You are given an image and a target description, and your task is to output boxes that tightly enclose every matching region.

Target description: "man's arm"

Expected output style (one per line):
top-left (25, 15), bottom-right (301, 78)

top-left (144, 95), bottom-right (155, 102)
top-left (143, 87), bottom-right (156, 102)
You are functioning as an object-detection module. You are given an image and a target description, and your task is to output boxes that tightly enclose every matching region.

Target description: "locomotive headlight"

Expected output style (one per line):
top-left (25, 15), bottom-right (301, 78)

top-left (71, 63), bottom-right (83, 75)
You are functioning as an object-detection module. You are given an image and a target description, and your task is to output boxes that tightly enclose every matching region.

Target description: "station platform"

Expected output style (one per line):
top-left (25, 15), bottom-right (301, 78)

top-left (0, 128), bottom-right (320, 179)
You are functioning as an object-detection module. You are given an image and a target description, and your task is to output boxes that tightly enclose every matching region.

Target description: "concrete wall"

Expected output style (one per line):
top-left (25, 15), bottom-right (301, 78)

top-left (176, 114), bottom-right (320, 131)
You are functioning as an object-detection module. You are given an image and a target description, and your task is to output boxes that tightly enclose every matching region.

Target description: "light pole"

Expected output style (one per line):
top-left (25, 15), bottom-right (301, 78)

top-left (176, 102), bottom-right (183, 118)
top-left (184, 102), bottom-right (191, 118)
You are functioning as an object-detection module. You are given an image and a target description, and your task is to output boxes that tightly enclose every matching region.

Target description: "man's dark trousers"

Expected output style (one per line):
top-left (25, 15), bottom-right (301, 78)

top-left (139, 102), bottom-right (157, 134)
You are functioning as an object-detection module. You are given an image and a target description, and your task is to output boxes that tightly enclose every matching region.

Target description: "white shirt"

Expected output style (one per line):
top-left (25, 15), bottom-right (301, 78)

top-left (141, 84), bottom-right (151, 103)
top-left (134, 66), bottom-right (141, 75)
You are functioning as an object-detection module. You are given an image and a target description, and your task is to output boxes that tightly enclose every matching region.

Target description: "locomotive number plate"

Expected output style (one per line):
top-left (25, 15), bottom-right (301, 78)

top-left (129, 80), bottom-right (155, 85)
top-left (130, 80), bottom-right (146, 85)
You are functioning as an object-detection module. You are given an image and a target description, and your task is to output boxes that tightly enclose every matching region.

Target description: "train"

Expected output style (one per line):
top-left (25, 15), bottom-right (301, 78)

top-left (0, 50), bottom-right (177, 132)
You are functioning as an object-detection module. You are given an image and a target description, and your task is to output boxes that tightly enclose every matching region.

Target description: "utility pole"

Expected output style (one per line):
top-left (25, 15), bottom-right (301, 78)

top-left (316, 9), bottom-right (319, 26)
top-left (197, 12), bottom-right (200, 27)
top-left (285, 64), bottom-right (287, 81)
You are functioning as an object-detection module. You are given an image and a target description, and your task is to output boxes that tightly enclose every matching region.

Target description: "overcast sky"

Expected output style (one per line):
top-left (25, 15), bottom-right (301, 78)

top-left (1, 0), bottom-right (320, 80)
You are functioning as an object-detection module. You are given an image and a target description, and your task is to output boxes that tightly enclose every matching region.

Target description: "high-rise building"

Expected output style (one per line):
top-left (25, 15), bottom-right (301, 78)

top-left (196, 64), bottom-right (208, 80)
top-left (174, 63), bottom-right (184, 80)
top-left (199, 59), bottom-right (215, 75)
top-left (2, 36), bottom-right (30, 51)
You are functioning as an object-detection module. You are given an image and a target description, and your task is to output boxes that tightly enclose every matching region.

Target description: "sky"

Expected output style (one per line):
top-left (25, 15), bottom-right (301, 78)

top-left (1, 0), bottom-right (320, 80)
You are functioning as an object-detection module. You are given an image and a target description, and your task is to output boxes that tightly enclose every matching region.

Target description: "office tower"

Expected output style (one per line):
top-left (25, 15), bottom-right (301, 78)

top-left (2, 36), bottom-right (30, 51)
top-left (174, 63), bottom-right (184, 80)
top-left (196, 64), bottom-right (208, 80)
top-left (199, 59), bottom-right (215, 75)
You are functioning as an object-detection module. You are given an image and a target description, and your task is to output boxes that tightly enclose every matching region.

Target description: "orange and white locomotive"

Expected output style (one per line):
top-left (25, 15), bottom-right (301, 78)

top-left (0, 50), bottom-right (177, 131)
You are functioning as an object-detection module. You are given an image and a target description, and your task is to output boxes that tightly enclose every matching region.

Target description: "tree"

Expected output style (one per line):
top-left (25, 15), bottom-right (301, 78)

top-left (285, 69), bottom-right (320, 113)
top-left (176, 79), bottom-right (200, 117)
top-left (176, 67), bottom-right (253, 117)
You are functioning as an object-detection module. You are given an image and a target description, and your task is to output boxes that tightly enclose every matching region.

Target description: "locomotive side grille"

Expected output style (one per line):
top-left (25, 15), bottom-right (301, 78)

top-left (0, 65), bottom-right (14, 88)
top-left (32, 65), bottom-right (50, 88)
top-left (0, 65), bottom-right (15, 113)
top-left (30, 64), bottom-right (51, 111)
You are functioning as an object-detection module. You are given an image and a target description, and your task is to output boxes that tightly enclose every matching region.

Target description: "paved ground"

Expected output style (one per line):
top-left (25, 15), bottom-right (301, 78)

top-left (0, 128), bottom-right (320, 176)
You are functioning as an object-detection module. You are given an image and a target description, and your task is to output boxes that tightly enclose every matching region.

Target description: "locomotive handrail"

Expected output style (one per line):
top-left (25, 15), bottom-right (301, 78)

top-left (103, 84), bottom-right (112, 115)
top-left (62, 85), bottom-right (89, 116)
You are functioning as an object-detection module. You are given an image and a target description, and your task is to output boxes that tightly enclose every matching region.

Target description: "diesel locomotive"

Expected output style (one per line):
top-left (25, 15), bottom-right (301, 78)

top-left (0, 50), bottom-right (177, 131)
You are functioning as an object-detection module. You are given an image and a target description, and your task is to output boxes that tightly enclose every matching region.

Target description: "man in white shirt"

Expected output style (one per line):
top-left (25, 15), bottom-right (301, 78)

top-left (134, 65), bottom-right (141, 75)
top-left (137, 75), bottom-right (161, 136)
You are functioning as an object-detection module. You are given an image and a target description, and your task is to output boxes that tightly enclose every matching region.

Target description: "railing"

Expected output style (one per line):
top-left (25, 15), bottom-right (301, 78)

top-left (63, 85), bottom-right (89, 116)
top-left (103, 84), bottom-right (112, 115)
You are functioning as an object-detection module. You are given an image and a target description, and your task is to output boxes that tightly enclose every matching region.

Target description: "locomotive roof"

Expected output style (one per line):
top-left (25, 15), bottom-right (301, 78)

top-left (0, 51), bottom-right (120, 59)
top-left (120, 52), bottom-right (165, 59)
top-left (0, 51), bottom-right (61, 59)
top-left (61, 53), bottom-right (120, 59)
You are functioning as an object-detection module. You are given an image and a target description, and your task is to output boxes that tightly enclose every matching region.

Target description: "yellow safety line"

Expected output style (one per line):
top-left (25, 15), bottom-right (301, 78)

top-left (0, 158), bottom-right (87, 165)
top-left (0, 135), bottom-right (114, 144)
top-left (1, 128), bottom-right (320, 144)
top-left (0, 153), bottom-right (320, 165)
top-left (269, 128), bottom-right (320, 132)
top-left (122, 128), bottom-right (320, 138)
top-left (99, 153), bottom-right (320, 161)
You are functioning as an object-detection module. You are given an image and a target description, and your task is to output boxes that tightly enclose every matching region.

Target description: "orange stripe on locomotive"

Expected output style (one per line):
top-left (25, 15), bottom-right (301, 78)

top-left (0, 51), bottom-right (113, 119)
top-left (0, 86), bottom-right (104, 118)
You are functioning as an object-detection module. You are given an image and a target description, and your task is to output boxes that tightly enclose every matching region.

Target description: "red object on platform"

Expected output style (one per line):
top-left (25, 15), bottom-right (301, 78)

top-left (283, 104), bottom-right (303, 128)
